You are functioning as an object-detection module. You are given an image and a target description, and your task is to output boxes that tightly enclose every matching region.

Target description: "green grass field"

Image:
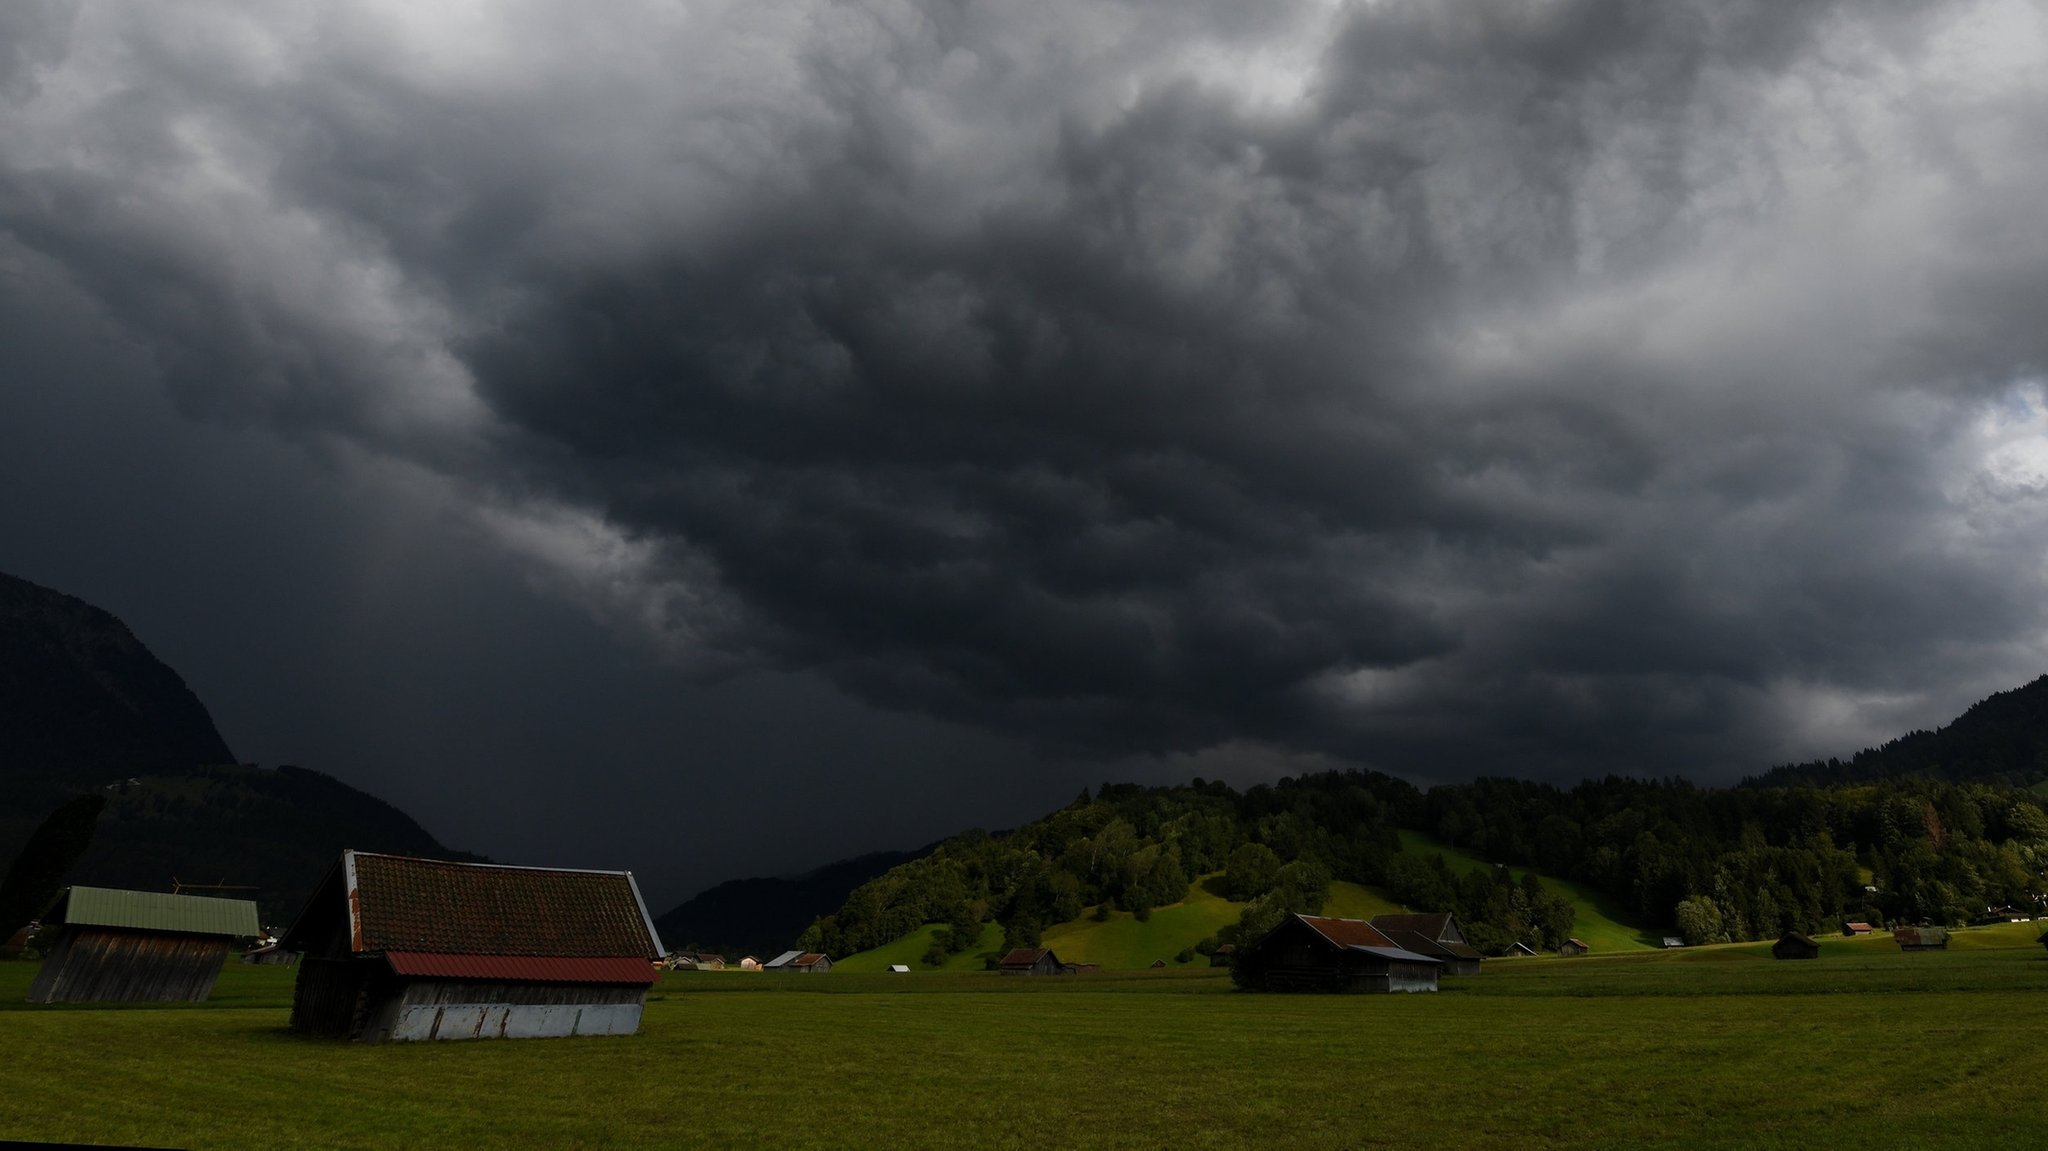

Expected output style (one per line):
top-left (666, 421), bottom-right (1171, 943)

top-left (1396, 829), bottom-right (1657, 950)
top-left (4, 929), bottom-right (2047, 1149)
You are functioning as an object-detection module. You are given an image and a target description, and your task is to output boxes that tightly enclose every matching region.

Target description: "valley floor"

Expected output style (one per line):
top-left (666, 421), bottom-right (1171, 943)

top-left (2, 926), bottom-right (2044, 1149)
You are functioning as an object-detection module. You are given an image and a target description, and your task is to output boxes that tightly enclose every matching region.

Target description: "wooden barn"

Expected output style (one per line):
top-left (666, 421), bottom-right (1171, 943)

top-left (1556, 937), bottom-right (1589, 957)
top-left (1233, 914), bottom-right (1442, 993)
top-left (1893, 926), bottom-right (1949, 951)
top-left (279, 851), bottom-right (663, 1042)
top-left (1369, 912), bottom-right (1485, 975)
top-left (998, 947), bottom-right (1065, 975)
top-left (27, 886), bottom-right (258, 1004)
top-left (1771, 931), bottom-right (1821, 960)
top-left (1210, 943), bottom-right (1235, 968)
top-left (1842, 922), bottom-right (1875, 936)
top-left (764, 950), bottom-right (831, 972)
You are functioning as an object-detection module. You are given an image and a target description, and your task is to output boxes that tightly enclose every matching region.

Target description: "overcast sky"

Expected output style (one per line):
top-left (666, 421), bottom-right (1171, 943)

top-left (4, 0), bottom-right (2047, 906)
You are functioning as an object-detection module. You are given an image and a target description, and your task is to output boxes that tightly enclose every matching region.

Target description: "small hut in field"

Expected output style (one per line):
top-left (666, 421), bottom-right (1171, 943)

top-left (279, 850), bottom-right (663, 1042)
top-left (998, 947), bottom-right (1065, 975)
top-left (1556, 937), bottom-right (1589, 957)
top-left (1771, 932), bottom-right (1821, 960)
top-left (1893, 926), bottom-right (1949, 951)
top-left (1209, 943), bottom-right (1236, 968)
top-left (1232, 914), bottom-right (1442, 993)
top-left (26, 886), bottom-right (259, 1003)
top-left (1842, 922), bottom-right (1875, 936)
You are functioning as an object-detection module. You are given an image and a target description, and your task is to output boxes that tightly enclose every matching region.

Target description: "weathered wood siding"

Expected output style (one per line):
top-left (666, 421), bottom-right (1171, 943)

top-left (26, 927), bottom-right (232, 1003)
top-left (362, 980), bottom-right (648, 1042)
top-left (290, 957), bottom-right (377, 1038)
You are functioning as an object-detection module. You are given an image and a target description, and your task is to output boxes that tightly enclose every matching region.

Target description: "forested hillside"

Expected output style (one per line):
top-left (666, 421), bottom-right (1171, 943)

top-left (802, 768), bottom-right (2048, 961)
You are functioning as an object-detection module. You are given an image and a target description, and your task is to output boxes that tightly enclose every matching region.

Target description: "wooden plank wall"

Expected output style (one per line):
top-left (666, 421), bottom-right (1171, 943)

top-left (25, 928), bottom-right (232, 1003)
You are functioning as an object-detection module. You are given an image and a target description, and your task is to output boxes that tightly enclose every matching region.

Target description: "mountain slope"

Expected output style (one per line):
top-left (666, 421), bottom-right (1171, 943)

top-left (0, 569), bottom-right (478, 923)
top-left (653, 847), bottom-right (928, 958)
top-left (1748, 674), bottom-right (2048, 789)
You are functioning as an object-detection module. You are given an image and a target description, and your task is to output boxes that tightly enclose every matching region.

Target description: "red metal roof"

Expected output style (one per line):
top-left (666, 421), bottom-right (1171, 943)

top-left (384, 951), bottom-right (657, 985)
top-left (1295, 915), bottom-right (1399, 949)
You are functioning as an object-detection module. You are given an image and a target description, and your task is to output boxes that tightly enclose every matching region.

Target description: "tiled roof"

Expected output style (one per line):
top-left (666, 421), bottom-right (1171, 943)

top-left (1295, 915), bottom-right (1399, 950)
top-left (793, 953), bottom-right (827, 966)
top-left (348, 853), bottom-right (658, 959)
top-left (385, 951), bottom-right (657, 985)
top-left (50, 886), bottom-right (260, 939)
top-left (1370, 912), bottom-right (1454, 938)
top-left (999, 948), bottom-right (1051, 967)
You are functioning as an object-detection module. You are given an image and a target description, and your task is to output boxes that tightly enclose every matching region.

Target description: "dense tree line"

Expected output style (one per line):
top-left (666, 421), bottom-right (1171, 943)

top-left (799, 768), bottom-right (2048, 961)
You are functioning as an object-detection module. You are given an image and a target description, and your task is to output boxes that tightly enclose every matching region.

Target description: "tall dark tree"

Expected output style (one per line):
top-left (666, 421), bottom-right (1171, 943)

top-left (0, 793), bottom-right (107, 937)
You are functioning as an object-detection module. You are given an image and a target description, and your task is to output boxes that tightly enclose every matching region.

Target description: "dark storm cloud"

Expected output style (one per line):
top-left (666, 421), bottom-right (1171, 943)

top-left (7, 0), bottom-right (2048, 786)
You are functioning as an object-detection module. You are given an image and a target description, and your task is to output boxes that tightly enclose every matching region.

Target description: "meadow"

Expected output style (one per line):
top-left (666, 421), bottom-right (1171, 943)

top-left (3, 925), bottom-right (2045, 1149)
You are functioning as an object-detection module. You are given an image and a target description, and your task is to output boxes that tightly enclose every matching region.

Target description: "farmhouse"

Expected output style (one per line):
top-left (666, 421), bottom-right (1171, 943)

top-left (279, 850), bottom-right (663, 1042)
top-left (1556, 937), bottom-right (1589, 957)
top-left (27, 886), bottom-right (259, 1004)
top-left (1771, 931), bottom-right (1821, 960)
top-left (1233, 914), bottom-right (1442, 993)
top-left (1369, 912), bottom-right (1484, 975)
top-left (998, 947), bottom-right (1065, 975)
top-left (1893, 926), bottom-right (1949, 951)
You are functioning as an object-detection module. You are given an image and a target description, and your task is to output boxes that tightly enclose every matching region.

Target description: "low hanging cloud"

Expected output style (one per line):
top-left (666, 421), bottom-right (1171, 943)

top-left (6, 0), bottom-right (2048, 779)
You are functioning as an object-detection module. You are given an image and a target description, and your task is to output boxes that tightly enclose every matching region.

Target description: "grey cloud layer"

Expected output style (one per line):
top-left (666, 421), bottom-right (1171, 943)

top-left (7, 0), bottom-right (2047, 778)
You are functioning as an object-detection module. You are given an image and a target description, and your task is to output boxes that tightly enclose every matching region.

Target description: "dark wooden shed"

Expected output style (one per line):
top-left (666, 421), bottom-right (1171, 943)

top-left (279, 850), bottom-right (663, 1042)
top-left (26, 886), bottom-right (259, 1003)
top-left (1233, 914), bottom-right (1441, 993)
top-left (1556, 937), bottom-right (1589, 957)
top-left (1370, 912), bottom-right (1485, 975)
top-left (1771, 931), bottom-right (1821, 960)
top-left (998, 947), bottom-right (1065, 975)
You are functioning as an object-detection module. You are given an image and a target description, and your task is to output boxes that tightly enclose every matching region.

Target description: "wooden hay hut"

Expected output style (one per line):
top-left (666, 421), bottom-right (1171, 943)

top-left (1556, 937), bottom-right (1589, 957)
top-left (1369, 912), bottom-right (1484, 975)
top-left (1210, 943), bottom-right (1235, 968)
top-left (998, 947), bottom-right (1065, 975)
top-left (1842, 922), bottom-right (1875, 936)
top-left (279, 850), bottom-right (663, 1042)
top-left (27, 886), bottom-right (259, 1003)
top-left (1233, 914), bottom-right (1441, 993)
top-left (1771, 931), bottom-right (1821, 960)
top-left (1506, 941), bottom-right (1538, 957)
top-left (1893, 926), bottom-right (1949, 951)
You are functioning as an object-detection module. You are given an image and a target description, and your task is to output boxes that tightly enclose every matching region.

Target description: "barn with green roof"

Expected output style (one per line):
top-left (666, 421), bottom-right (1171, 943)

top-left (26, 886), bottom-right (260, 1003)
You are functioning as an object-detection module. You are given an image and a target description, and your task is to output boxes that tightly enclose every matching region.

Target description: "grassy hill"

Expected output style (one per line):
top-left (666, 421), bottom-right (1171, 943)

top-left (840, 859), bottom-right (1562, 972)
top-left (1394, 829), bottom-right (1657, 952)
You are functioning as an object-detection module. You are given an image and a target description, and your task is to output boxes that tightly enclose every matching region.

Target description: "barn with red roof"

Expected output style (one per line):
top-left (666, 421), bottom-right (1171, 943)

top-left (279, 850), bottom-right (663, 1042)
top-left (1232, 913), bottom-right (1442, 993)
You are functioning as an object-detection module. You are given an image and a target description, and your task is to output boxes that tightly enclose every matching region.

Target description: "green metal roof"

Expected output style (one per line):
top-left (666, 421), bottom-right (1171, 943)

top-left (52, 886), bottom-right (261, 938)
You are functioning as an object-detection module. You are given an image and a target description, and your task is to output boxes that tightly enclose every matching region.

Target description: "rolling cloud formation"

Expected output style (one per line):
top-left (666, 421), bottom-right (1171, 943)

top-left (6, 0), bottom-right (2048, 782)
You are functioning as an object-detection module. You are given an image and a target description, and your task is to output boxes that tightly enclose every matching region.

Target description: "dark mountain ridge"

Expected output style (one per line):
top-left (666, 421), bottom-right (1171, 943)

top-left (653, 846), bottom-right (929, 959)
top-left (1746, 674), bottom-right (2048, 789)
top-left (0, 568), bottom-right (478, 923)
